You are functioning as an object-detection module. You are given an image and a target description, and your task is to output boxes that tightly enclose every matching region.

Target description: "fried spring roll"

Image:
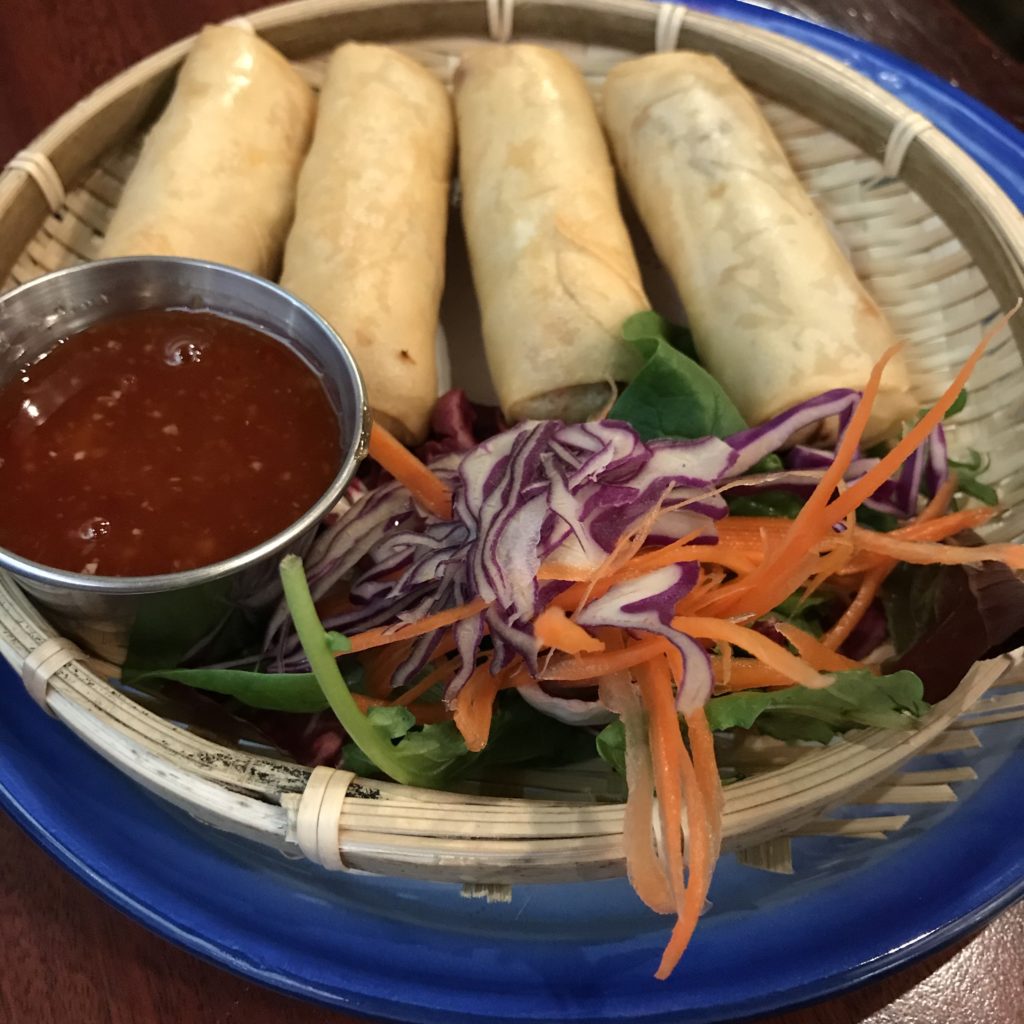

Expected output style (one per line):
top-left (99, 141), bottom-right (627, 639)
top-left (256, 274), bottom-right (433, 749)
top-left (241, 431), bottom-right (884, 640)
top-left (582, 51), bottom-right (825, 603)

top-left (281, 43), bottom-right (454, 444)
top-left (455, 44), bottom-right (648, 423)
top-left (603, 52), bottom-right (915, 439)
top-left (100, 24), bottom-right (315, 277)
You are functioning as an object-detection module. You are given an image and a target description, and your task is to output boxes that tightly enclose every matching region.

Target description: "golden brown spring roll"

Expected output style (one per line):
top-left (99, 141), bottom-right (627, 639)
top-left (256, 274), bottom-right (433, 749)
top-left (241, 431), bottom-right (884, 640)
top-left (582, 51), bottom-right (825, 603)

top-left (455, 44), bottom-right (648, 423)
top-left (603, 52), bottom-right (915, 439)
top-left (100, 24), bottom-right (315, 276)
top-left (280, 43), bottom-right (454, 444)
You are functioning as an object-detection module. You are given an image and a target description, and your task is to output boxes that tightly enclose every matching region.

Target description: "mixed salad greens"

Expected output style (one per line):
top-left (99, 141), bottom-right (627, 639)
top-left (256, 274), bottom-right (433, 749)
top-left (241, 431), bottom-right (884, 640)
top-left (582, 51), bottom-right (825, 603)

top-left (134, 310), bottom-right (1024, 978)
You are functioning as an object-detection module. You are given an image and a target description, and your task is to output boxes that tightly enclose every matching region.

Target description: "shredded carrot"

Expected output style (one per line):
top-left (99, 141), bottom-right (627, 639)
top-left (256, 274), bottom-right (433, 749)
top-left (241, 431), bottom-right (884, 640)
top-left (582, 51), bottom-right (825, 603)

top-left (361, 640), bottom-right (415, 699)
top-left (677, 566), bottom-right (724, 613)
top-left (637, 655), bottom-right (714, 980)
top-left (659, 711), bottom-right (719, 976)
top-left (673, 616), bottom-right (830, 688)
top-left (824, 308), bottom-right (1016, 526)
top-left (712, 659), bottom-right (794, 690)
top-left (720, 642), bottom-right (733, 689)
top-left (539, 637), bottom-right (671, 681)
top-left (918, 472), bottom-right (959, 523)
top-left (634, 659), bottom-right (688, 924)
top-left (534, 606), bottom-right (605, 654)
top-left (452, 657), bottom-right (502, 752)
top-left (347, 597), bottom-right (489, 653)
top-left (822, 564), bottom-right (890, 650)
top-left (886, 507), bottom-right (997, 542)
top-left (368, 421), bottom-right (454, 521)
top-left (617, 541), bottom-right (758, 578)
top-left (541, 532), bottom-right (756, 585)
top-left (822, 475), bottom-right (965, 648)
top-left (776, 623), bottom-right (862, 671)
top-left (685, 708), bottom-right (723, 864)
top-left (800, 538), bottom-right (856, 602)
top-left (538, 561), bottom-right (596, 582)
top-left (697, 345), bottom-right (900, 620)
top-left (391, 656), bottom-right (459, 707)
top-left (852, 529), bottom-right (1024, 569)
top-left (599, 673), bottom-right (675, 914)
top-left (715, 517), bottom-right (791, 544)
top-left (550, 578), bottom-right (606, 612)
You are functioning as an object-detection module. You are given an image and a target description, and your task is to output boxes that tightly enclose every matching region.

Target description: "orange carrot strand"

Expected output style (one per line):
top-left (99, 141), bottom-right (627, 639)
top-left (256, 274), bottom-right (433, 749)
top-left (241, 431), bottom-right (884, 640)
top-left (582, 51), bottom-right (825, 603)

top-left (712, 659), bottom-right (795, 691)
top-left (825, 309), bottom-right (1016, 526)
top-left (776, 622), bottom-right (863, 670)
top-left (452, 657), bottom-right (501, 752)
top-left (368, 421), bottom-right (454, 520)
top-left (701, 346), bottom-right (898, 619)
top-left (852, 529), bottom-right (1024, 569)
top-left (391, 655), bottom-right (459, 707)
top-left (673, 616), bottom-right (830, 688)
top-left (348, 597), bottom-right (489, 653)
top-left (534, 606), bottom-right (605, 654)
top-left (634, 659), bottom-right (688, 924)
top-left (540, 637), bottom-right (671, 681)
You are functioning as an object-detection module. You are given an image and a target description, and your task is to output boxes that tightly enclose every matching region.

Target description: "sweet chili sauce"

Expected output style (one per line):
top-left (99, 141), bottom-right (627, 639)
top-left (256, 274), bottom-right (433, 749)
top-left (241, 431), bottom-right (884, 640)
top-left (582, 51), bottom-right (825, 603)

top-left (0, 309), bottom-right (341, 576)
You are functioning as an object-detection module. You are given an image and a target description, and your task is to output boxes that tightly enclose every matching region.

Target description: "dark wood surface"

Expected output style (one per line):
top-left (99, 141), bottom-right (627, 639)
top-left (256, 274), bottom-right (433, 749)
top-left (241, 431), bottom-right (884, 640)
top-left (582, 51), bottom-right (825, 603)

top-left (1, 1), bottom-right (1022, 1022)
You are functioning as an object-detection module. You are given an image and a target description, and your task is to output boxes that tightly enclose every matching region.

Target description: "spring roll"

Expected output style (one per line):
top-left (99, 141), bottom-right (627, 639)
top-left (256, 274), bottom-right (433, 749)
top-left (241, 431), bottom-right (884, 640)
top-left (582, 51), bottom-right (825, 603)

top-left (603, 52), bottom-right (915, 439)
top-left (280, 44), bottom-right (453, 444)
top-left (455, 44), bottom-right (648, 423)
top-left (100, 24), bottom-right (315, 277)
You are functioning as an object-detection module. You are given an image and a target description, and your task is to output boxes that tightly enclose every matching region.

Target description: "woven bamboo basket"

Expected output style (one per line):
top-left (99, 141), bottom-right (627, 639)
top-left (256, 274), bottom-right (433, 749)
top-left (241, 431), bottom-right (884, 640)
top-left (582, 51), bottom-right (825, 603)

top-left (1, 0), bottom-right (1023, 886)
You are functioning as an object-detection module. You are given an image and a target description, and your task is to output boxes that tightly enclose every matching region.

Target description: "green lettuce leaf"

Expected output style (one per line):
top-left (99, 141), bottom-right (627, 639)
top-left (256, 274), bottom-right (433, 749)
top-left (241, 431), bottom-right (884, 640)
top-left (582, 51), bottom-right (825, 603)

top-left (137, 668), bottom-right (329, 713)
top-left (948, 448), bottom-right (999, 506)
top-left (343, 695), bottom-right (596, 789)
top-left (342, 707), bottom-right (472, 786)
top-left (611, 314), bottom-right (747, 440)
top-left (772, 591), bottom-right (831, 638)
top-left (595, 719), bottom-right (627, 774)
top-left (705, 668), bottom-right (929, 742)
top-left (599, 668), bottom-right (928, 770)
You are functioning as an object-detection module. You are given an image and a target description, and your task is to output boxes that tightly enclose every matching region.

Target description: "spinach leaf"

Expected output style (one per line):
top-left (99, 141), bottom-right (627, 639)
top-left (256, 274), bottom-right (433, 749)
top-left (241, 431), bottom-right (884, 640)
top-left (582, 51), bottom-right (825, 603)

top-left (611, 314), bottom-right (747, 441)
top-left (621, 310), bottom-right (699, 362)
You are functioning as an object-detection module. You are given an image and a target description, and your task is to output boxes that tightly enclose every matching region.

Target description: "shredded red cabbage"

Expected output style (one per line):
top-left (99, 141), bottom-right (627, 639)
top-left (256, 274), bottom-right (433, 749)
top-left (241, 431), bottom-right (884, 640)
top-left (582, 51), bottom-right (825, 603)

top-left (727, 388), bottom-right (948, 518)
top-left (272, 387), bottom-right (953, 721)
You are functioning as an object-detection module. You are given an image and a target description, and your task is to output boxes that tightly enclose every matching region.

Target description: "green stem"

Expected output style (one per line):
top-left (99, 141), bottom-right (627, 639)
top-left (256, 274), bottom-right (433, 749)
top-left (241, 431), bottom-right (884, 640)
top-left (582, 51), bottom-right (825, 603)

top-left (279, 554), bottom-right (413, 784)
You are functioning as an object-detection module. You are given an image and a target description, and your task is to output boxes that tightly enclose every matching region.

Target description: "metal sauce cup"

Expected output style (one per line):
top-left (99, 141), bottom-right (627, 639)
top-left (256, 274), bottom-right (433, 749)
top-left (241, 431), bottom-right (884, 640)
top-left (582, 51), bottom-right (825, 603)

top-left (0, 257), bottom-right (368, 666)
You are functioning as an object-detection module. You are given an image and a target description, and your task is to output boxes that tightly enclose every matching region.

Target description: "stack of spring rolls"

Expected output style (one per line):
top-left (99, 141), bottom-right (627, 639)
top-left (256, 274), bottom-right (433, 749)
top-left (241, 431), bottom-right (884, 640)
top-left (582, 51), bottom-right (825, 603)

top-left (104, 28), bottom-right (913, 446)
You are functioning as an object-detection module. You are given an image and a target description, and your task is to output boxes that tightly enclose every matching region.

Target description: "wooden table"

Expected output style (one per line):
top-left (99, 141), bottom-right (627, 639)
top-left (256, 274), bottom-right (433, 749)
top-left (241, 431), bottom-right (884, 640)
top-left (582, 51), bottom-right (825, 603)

top-left (1, 1), bottom-right (1022, 1021)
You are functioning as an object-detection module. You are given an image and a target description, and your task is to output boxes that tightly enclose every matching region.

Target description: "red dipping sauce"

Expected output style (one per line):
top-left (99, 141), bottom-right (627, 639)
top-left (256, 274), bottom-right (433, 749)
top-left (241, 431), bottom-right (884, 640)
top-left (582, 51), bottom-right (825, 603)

top-left (0, 310), bottom-right (341, 576)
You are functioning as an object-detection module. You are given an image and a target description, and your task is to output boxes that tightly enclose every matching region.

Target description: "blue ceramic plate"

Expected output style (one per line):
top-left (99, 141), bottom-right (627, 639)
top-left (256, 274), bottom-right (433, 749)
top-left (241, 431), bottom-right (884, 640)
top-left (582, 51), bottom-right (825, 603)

top-left (2, 4), bottom-right (1023, 1022)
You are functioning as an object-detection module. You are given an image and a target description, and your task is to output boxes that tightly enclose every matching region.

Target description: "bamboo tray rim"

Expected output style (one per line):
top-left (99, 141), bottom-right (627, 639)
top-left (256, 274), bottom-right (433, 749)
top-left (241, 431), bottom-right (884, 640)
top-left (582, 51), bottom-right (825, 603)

top-left (1, 0), bottom-right (1024, 890)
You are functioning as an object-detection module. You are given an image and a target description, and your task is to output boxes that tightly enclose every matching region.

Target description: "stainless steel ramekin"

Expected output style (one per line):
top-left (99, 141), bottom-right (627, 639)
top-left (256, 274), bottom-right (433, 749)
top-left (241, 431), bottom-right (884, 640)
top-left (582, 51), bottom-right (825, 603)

top-left (0, 257), bottom-right (368, 664)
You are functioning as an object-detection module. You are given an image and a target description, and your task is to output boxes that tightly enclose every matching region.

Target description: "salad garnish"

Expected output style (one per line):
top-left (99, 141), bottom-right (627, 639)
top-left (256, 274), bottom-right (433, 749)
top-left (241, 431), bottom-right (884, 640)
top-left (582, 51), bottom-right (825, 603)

top-left (142, 306), bottom-right (1022, 979)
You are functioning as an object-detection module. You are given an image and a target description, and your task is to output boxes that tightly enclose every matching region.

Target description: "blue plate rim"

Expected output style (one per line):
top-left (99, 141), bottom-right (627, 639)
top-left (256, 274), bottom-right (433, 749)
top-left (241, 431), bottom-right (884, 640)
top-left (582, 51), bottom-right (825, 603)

top-left (1, 3), bottom-right (1023, 1023)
